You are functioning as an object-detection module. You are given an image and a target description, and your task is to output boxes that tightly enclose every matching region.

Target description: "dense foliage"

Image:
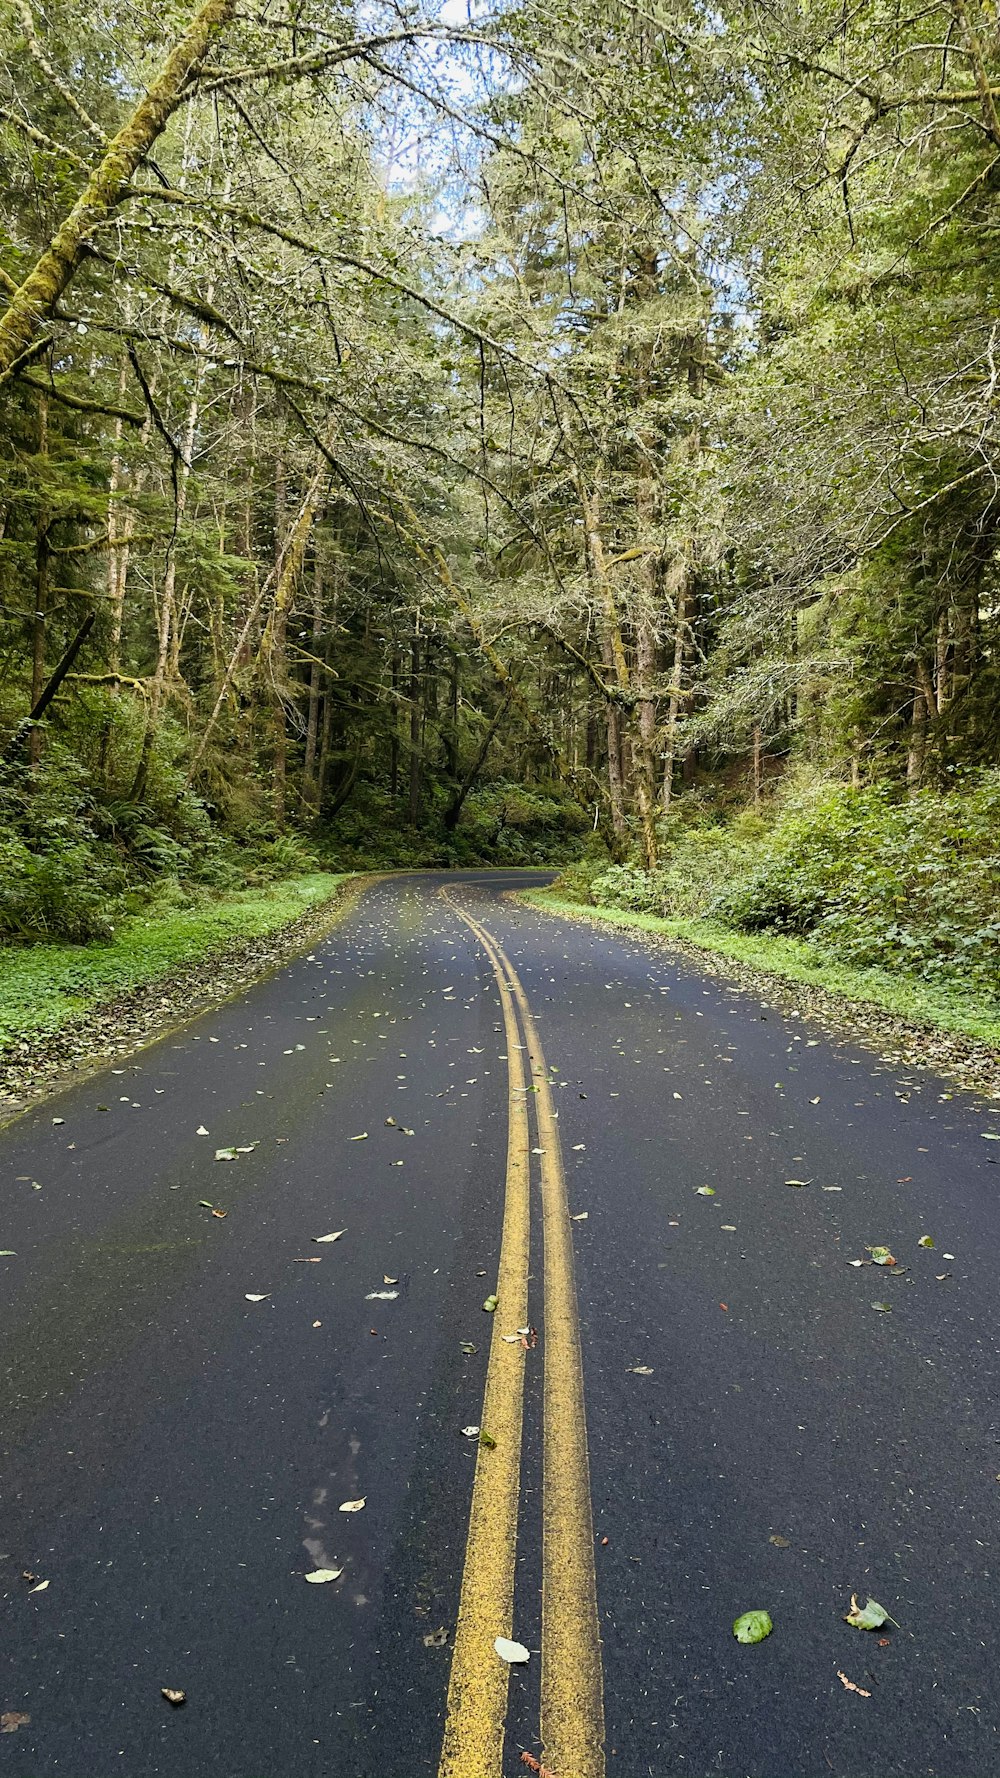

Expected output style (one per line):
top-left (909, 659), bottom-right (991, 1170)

top-left (2, 0), bottom-right (999, 981)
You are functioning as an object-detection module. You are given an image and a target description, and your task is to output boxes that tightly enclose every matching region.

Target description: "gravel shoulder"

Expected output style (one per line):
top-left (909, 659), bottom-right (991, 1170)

top-left (524, 888), bottom-right (1000, 1104)
top-left (0, 873), bottom-right (365, 1123)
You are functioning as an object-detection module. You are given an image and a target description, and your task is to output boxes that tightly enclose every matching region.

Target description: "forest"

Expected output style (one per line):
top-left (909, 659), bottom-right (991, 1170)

top-left (3, 0), bottom-right (1000, 1004)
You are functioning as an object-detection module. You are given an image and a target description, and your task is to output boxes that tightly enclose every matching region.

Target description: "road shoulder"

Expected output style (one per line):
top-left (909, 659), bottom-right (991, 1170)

top-left (521, 886), bottom-right (1000, 1101)
top-left (0, 871), bottom-right (364, 1122)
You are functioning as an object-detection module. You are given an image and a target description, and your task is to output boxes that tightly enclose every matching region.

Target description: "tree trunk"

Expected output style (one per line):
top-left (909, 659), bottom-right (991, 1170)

top-left (29, 393), bottom-right (50, 767)
top-left (661, 560), bottom-right (688, 811)
top-left (389, 645), bottom-right (400, 800)
top-left (752, 723), bottom-right (763, 805)
top-left (131, 377), bottom-right (200, 799)
top-left (444, 687), bottom-right (513, 830)
top-left (408, 620), bottom-right (421, 826)
top-left (906, 684), bottom-right (928, 792)
top-left (0, 0), bottom-right (237, 376)
top-left (270, 456), bottom-right (288, 827)
top-left (302, 552), bottom-right (324, 805)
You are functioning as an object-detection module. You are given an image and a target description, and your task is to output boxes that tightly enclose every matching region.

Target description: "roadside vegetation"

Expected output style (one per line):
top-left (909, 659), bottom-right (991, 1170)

top-left (0, 873), bottom-right (347, 1057)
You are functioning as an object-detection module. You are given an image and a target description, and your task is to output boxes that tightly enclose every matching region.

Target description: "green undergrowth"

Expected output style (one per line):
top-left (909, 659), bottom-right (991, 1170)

top-left (524, 889), bottom-right (1000, 1048)
top-left (0, 872), bottom-right (349, 1054)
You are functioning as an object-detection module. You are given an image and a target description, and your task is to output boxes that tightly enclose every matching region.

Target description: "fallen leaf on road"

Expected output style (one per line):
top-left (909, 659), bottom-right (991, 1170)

top-left (211, 1208), bottom-right (228, 1219)
top-left (981, 1133), bottom-right (1000, 1140)
top-left (769, 1535), bottom-right (790, 1548)
top-left (161, 1689), bottom-right (186, 1706)
top-left (918, 1235), bottom-right (935, 1248)
top-left (196, 1126), bottom-right (209, 1136)
top-left (872, 1301), bottom-right (892, 1313)
top-left (461, 1426), bottom-right (480, 1438)
top-left (0, 1251), bottom-right (16, 1257)
top-left (626, 1365), bottom-right (654, 1375)
top-left (423, 1626), bottom-right (448, 1647)
top-left (494, 1637), bottom-right (530, 1663)
top-left (822, 1186), bottom-right (842, 1192)
top-left (366, 1289), bottom-right (398, 1300)
top-left (520, 1756), bottom-right (559, 1778)
top-left (385, 1117), bottom-right (397, 1127)
top-left (304, 1569), bottom-right (343, 1584)
top-left (339, 1498), bottom-right (365, 1513)
top-left (943, 1252), bottom-right (955, 1260)
top-left (845, 1595), bottom-right (897, 1630)
top-left (479, 1431), bottom-right (498, 1449)
top-left (501, 1334), bottom-right (520, 1344)
top-left (785, 1179), bottom-right (811, 1188)
top-left (571, 1212), bottom-right (588, 1221)
top-left (313, 1319), bottom-right (322, 1327)
top-left (0, 1713), bottom-right (30, 1733)
top-left (733, 1610), bottom-right (773, 1644)
top-left (28, 1581), bottom-right (49, 1594)
top-left (867, 1246), bottom-right (896, 1266)
top-left (383, 1275), bottom-right (399, 1285)
top-left (349, 1133), bottom-right (368, 1141)
top-left (696, 1186), bottom-right (715, 1196)
top-left (837, 1671), bottom-right (871, 1697)
top-left (245, 1293), bottom-right (270, 1303)
top-left (313, 1231), bottom-right (345, 1243)
top-left (214, 1147), bottom-right (237, 1161)
top-left (847, 1260), bottom-right (865, 1267)
top-left (483, 1294), bottom-right (499, 1312)
top-left (459, 1342), bottom-right (477, 1354)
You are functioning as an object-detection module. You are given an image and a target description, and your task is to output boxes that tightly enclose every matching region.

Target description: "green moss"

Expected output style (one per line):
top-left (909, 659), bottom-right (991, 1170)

top-left (0, 871), bottom-right (349, 1053)
top-left (524, 889), bottom-right (1000, 1047)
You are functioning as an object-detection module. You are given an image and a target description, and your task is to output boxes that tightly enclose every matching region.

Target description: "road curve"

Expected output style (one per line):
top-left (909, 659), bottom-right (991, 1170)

top-left (1, 869), bottom-right (999, 1778)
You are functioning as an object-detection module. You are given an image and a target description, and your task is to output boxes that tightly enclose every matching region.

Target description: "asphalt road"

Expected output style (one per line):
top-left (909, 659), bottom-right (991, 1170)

top-left (2, 869), bottom-right (1000, 1778)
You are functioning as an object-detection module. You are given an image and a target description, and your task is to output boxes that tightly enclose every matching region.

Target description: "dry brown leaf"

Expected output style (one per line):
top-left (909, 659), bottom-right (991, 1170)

top-left (836, 1671), bottom-right (871, 1697)
top-left (520, 1753), bottom-right (559, 1777)
top-left (161, 1689), bottom-right (186, 1706)
top-left (0, 1713), bottom-right (30, 1734)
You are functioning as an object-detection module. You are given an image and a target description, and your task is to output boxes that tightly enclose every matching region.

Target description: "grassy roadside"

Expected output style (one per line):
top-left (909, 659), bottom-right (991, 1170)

top-left (523, 888), bottom-right (1000, 1048)
top-left (0, 872), bottom-right (351, 1055)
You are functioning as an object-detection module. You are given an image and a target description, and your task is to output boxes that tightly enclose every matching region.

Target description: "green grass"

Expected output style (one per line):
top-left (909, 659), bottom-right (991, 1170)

top-left (0, 872), bottom-right (350, 1053)
top-left (523, 889), bottom-right (1000, 1047)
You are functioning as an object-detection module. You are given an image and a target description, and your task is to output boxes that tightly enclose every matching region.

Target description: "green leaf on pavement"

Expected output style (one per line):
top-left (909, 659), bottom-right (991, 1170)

top-left (918, 1235), bottom-right (935, 1248)
top-left (733, 1610), bottom-right (772, 1644)
top-left (479, 1430), bottom-right (497, 1449)
top-left (482, 1294), bottom-right (498, 1312)
top-left (844, 1595), bottom-right (898, 1630)
top-left (695, 1186), bottom-right (715, 1196)
top-left (867, 1246), bottom-right (896, 1266)
top-left (872, 1301), bottom-right (892, 1313)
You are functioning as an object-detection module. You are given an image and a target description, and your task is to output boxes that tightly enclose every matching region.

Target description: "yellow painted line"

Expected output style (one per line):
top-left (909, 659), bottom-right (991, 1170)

top-left (506, 957), bottom-right (606, 1778)
top-left (437, 894), bottom-right (532, 1778)
top-left (452, 897), bottom-right (605, 1778)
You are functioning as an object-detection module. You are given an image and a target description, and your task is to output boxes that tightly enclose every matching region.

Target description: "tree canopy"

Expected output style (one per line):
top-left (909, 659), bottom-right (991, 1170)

top-left (3, 0), bottom-right (1000, 938)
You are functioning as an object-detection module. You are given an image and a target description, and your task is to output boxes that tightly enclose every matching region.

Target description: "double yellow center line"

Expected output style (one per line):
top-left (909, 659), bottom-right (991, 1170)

top-left (438, 894), bottom-right (605, 1778)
